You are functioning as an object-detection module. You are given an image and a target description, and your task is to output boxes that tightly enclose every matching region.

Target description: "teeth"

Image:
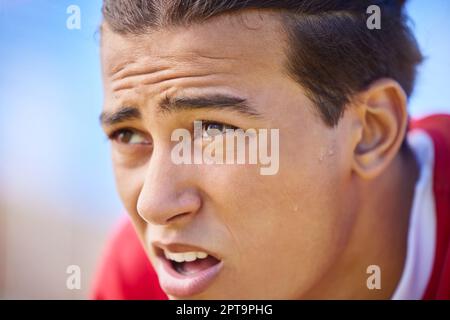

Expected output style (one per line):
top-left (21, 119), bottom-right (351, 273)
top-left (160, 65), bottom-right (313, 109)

top-left (184, 252), bottom-right (197, 262)
top-left (163, 250), bottom-right (209, 263)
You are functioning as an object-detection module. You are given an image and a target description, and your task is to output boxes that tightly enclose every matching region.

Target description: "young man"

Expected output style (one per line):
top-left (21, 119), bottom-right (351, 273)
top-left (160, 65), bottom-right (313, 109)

top-left (92, 0), bottom-right (450, 299)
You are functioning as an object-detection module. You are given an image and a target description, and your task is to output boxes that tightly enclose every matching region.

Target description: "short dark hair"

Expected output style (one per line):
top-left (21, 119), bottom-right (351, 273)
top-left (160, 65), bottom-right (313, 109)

top-left (102, 0), bottom-right (422, 127)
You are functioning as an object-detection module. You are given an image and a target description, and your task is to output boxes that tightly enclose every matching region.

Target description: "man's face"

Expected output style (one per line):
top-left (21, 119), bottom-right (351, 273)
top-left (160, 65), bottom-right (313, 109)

top-left (101, 11), bottom-right (357, 299)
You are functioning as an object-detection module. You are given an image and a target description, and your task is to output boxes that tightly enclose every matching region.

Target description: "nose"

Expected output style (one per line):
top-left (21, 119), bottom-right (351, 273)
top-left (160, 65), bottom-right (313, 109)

top-left (136, 148), bottom-right (202, 226)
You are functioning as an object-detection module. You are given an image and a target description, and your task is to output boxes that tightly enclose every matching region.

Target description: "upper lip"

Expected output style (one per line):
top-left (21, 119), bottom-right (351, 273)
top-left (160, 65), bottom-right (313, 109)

top-left (152, 241), bottom-right (221, 260)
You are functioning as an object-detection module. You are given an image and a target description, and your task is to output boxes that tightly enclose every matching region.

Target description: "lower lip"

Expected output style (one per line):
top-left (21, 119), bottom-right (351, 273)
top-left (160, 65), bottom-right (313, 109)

top-left (156, 256), bottom-right (224, 298)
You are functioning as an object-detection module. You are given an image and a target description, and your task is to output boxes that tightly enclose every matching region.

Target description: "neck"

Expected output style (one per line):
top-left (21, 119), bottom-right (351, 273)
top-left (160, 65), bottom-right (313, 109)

top-left (306, 146), bottom-right (419, 299)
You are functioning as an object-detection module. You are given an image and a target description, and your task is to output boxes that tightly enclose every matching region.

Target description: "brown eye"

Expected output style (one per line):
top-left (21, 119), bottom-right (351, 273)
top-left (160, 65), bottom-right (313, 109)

top-left (202, 121), bottom-right (237, 138)
top-left (110, 129), bottom-right (150, 145)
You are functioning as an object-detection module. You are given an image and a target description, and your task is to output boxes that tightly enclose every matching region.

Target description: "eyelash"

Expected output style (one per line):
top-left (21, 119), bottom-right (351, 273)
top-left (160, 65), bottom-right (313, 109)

top-left (107, 128), bottom-right (150, 145)
top-left (107, 128), bottom-right (127, 140)
top-left (200, 120), bottom-right (239, 134)
top-left (107, 120), bottom-right (240, 143)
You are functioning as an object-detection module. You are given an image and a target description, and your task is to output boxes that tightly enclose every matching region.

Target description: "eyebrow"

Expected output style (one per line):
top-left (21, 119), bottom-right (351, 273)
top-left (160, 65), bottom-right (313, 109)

top-left (100, 94), bottom-right (262, 126)
top-left (100, 106), bottom-right (141, 126)
top-left (159, 94), bottom-right (262, 118)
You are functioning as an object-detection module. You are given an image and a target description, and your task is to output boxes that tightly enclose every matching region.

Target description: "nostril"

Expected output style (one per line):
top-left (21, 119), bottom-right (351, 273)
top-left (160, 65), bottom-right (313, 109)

top-left (166, 211), bottom-right (192, 224)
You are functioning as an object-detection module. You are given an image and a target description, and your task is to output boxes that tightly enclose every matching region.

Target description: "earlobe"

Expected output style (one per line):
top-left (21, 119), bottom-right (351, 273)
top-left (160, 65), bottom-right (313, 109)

top-left (352, 79), bottom-right (408, 180)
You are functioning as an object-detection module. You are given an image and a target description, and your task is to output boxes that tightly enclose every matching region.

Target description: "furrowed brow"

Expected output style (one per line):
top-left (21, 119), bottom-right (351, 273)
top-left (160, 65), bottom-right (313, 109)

top-left (159, 94), bottom-right (262, 118)
top-left (99, 106), bottom-right (141, 126)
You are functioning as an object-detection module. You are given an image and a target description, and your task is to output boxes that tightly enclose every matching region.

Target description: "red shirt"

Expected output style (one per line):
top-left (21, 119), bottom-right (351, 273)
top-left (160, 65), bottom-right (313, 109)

top-left (412, 115), bottom-right (450, 299)
top-left (91, 114), bottom-right (450, 300)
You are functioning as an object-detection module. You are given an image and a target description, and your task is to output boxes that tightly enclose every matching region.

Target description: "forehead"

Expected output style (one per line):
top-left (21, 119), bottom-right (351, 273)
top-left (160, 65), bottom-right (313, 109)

top-left (101, 10), bottom-right (287, 83)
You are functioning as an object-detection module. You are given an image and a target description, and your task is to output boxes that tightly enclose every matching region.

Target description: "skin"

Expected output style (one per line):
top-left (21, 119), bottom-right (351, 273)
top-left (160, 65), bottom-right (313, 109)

top-left (100, 10), bottom-right (419, 299)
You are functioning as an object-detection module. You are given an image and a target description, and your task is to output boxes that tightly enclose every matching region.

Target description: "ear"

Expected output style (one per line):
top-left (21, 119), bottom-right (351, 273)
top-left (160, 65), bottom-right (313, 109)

top-left (352, 79), bottom-right (408, 179)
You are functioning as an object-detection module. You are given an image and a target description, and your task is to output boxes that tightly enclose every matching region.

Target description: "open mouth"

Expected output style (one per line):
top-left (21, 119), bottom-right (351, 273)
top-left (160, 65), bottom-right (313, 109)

top-left (154, 245), bottom-right (224, 297)
top-left (165, 250), bottom-right (221, 275)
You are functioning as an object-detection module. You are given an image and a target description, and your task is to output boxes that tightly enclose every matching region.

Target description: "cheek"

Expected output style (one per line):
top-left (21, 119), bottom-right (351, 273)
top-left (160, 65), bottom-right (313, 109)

top-left (231, 177), bottom-right (350, 297)
top-left (112, 159), bottom-right (146, 224)
top-left (202, 137), bottom-right (352, 297)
